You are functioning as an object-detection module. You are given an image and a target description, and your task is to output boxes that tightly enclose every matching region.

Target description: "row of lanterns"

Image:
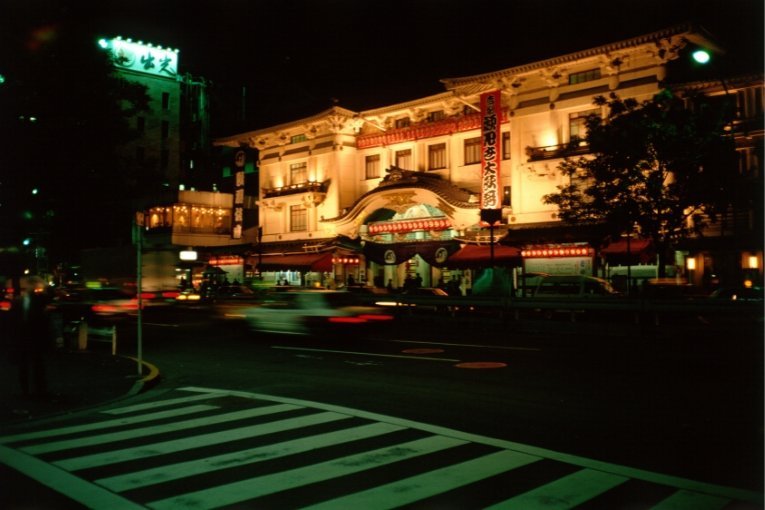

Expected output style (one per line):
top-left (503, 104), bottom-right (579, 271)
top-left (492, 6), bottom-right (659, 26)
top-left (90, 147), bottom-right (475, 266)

top-left (368, 218), bottom-right (451, 235)
top-left (521, 247), bottom-right (594, 258)
top-left (332, 257), bottom-right (360, 265)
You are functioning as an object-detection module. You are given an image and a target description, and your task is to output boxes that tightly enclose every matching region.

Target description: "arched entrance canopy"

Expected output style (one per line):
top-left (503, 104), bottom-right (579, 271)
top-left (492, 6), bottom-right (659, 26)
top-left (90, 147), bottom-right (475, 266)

top-left (322, 167), bottom-right (480, 239)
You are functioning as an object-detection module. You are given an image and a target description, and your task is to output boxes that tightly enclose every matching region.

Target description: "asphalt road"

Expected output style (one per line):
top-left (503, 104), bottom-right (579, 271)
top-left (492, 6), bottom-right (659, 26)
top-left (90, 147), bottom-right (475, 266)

top-left (125, 305), bottom-right (763, 493)
top-left (1, 304), bottom-right (760, 509)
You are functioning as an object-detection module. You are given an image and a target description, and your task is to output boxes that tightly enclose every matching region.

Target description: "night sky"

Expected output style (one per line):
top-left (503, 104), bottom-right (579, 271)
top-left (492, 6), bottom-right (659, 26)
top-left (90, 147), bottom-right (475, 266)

top-left (3, 0), bottom-right (763, 134)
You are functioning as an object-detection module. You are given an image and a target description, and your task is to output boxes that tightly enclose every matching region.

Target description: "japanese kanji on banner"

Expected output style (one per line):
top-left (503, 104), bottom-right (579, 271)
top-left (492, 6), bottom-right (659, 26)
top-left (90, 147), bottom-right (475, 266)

top-left (480, 90), bottom-right (501, 212)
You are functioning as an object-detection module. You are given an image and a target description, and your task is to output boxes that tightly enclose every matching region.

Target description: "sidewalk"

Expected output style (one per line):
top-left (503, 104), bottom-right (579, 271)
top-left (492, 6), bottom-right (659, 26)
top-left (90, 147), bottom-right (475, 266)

top-left (0, 345), bottom-right (158, 428)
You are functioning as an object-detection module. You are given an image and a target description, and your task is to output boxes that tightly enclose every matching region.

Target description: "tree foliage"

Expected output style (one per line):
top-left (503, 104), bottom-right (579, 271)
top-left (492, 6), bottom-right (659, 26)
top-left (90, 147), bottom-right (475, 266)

top-left (0, 20), bottom-right (152, 261)
top-left (543, 90), bottom-right (737, 274)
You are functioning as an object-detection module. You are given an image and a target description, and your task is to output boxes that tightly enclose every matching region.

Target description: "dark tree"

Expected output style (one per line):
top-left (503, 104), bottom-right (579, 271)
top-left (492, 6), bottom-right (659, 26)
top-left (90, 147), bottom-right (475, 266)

top-left (543, 90), bottom-right (737, 276)
top-left (0, 17), bottom-right (151, 265)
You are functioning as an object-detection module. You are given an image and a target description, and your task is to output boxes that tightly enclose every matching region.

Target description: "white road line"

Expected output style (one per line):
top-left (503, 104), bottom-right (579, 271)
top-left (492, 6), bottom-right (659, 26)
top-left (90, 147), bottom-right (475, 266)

top-left (485, 468), bottom-right (628, 509)
top-left (0, 404), bottom-right (218, 444)
top-left (271, 345), bottom-right (461, 362)
top-left (22, 404), bottom-right (299, 455)
top-left (0, 445), bottom-right (143, 510)
top-left (650, 490), bottom-right (732, 510)
top-left (103, 391), bottom-right (232, 415)
top-left (304, 449), bottom-right (540, 510)
top-left (55, 411), bottom-right (350, 471)
top-left (389, 339), bottom-right (541, 351)
top-left (146, 435), bottom-right (468, 510)
top-left (96, 422), bottom-right (406, 492)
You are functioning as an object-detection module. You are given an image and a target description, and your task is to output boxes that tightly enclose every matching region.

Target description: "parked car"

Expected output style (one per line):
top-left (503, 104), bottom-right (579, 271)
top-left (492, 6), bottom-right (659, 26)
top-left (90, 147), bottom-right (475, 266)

top-left (239, 290), bottom-right (393, 337)
top-left (533, 275), bottom-right (618, 298)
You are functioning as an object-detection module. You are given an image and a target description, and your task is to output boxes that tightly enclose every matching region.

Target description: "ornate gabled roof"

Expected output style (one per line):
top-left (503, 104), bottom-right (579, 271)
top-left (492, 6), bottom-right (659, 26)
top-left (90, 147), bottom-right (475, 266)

top-left (358, 91), bottom-right (458, 118)
top-left (440, 23), bottom-right (719, 91)
top-left (322, 167), bottom-right (479, 223)
top-left (214, 105), bottom-right (359, 147)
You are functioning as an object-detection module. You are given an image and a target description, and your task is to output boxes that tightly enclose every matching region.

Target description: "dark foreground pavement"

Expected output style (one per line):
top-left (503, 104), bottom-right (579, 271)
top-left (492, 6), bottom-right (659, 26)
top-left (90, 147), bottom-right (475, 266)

top-left (0, 345), bottom-right (158, 428)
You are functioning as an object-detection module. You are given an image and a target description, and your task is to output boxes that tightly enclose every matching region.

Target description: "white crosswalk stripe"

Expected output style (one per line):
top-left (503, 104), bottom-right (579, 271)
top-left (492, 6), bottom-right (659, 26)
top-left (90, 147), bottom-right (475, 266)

top-left (22, 403), bottom-right (298, 454)
top-left (0, 386), bottom-right (760, 510)
top-left (95, 421), bottom-right (406, 492)
top-left (55, 410), bottom-right (350, 470)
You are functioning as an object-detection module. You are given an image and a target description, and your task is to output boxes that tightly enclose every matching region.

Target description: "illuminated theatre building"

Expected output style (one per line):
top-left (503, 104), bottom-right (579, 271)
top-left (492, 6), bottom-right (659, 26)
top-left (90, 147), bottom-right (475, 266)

top-left (215, 24), bottom-right (763, 292)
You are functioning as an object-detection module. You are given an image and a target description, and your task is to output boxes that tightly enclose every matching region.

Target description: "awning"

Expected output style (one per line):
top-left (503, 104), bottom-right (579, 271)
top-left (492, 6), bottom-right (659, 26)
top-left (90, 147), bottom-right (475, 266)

top-left (446, 244), bottom-right (521, 268)
top-left (600, 238), bottom-right (653, 263)
top-left (255, 252), bottom-right (334, 272)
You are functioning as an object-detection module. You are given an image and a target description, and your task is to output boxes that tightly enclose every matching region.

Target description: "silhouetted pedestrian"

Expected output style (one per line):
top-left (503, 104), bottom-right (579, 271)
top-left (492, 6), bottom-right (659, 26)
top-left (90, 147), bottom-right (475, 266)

top-left (7, 277), bottom-right (52, 397)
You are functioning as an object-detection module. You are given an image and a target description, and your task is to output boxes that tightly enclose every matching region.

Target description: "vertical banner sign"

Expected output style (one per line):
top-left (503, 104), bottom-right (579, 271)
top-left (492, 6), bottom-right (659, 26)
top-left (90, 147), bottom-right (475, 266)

top-left (480, 90), bottom-right (501, 213)
top-left (232, 150), bottom-right (245, 239)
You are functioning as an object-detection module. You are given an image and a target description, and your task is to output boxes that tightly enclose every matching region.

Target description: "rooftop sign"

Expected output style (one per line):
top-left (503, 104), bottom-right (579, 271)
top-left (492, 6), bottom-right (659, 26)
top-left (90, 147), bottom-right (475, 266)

top-left (100, 36), bottom-right (179, 78)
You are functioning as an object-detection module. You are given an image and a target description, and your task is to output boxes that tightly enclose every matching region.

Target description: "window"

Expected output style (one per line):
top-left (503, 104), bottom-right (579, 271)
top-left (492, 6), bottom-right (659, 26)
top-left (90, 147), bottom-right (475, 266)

top-left (464, 137), bottom-right (481, 165)
top-left (290, 162), bottom-right (307, 184)
top-left (395, 149), bottom-right (412, 170)
top-left (290, 134), bottom-right (307, 144)
top-left (569, 109), bottom-right (599, 142)
top-left (161, 92), bottom-right (170, 110)
top-left (428, 143), bottom-right (446, 170)
top-left (568, 69), bottom-right (601, 85)
top-left (427, 110), bottom-right (445, 122)
top-left (365, 154), bottom-right (381, 179)
top-left (290, 205), bottom-right (307, 232)
top-left (502, 132), bottom-right (511, 160)
top-left (161, 120), bottom-right (169, 140)
top-left (395, 117), bottom-right (411, 129)
top-left (502, 186), bottom-right (512, 207)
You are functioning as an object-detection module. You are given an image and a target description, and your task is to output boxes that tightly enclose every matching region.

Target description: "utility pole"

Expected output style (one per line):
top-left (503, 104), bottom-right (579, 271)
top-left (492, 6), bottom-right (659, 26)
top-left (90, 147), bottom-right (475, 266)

top-left (134, 212), bottom-right (144, 376)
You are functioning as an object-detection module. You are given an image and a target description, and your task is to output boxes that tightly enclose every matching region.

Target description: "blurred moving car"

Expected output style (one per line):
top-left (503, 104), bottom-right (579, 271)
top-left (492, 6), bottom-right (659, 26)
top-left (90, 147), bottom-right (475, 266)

top-left (709, 285), bottom-right (764, 302)
top-left (51, 287), bottom-right (138, 325)
top-left (175, 288), bottom-right (203, 303)
top-left (239, 290), bottom-right (393, 337)
top-left (533, 275), bottom-right (618, 298)
top-left (212, 285), bottom-right (259, 301)
top-left (374, 287), bottom-right (453, 313)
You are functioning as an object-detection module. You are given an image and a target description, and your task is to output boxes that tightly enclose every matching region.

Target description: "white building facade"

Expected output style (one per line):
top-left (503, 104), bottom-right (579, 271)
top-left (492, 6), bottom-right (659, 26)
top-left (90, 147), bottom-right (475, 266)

top-left (215, 24), bottom-right (762, 294)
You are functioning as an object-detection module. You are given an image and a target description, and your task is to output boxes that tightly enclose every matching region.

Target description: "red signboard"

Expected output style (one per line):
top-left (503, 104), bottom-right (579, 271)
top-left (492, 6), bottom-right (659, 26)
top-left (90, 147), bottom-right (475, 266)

top-left (480, 90), bottom-right (501, 211)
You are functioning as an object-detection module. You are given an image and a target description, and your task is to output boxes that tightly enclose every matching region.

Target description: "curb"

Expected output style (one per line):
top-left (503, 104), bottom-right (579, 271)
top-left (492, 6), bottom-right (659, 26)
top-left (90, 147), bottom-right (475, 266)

top-left (124, 356), bottom-right (162, 396)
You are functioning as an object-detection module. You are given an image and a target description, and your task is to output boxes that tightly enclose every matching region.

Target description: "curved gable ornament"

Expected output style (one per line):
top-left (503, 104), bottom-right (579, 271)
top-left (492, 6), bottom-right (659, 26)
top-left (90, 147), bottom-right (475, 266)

top-left (382, 191), bottom-right (419, 214)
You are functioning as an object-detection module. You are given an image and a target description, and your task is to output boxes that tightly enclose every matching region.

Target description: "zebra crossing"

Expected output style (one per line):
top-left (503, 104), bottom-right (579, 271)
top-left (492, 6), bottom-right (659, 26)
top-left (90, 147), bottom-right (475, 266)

top-left (1, 386), bottom-right (760, 509)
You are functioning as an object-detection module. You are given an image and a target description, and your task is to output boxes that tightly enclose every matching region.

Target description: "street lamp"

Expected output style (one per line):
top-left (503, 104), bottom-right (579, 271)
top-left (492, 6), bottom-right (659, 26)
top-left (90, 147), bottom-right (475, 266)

top-left (692, 49), bottom-right (711, 65)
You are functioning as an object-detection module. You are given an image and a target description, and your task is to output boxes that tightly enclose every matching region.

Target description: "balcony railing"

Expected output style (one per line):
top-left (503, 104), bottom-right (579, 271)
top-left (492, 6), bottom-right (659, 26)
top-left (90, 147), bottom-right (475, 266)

top-left (526, 140), bottom-right (590, 161)
top-left (262, 180), bottom-right (328, 198)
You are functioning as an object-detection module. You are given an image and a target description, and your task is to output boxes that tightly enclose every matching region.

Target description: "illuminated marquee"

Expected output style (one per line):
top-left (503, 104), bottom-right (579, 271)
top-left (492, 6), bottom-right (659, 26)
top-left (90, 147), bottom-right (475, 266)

top-left (104, 36), bottom-right (178, 78)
